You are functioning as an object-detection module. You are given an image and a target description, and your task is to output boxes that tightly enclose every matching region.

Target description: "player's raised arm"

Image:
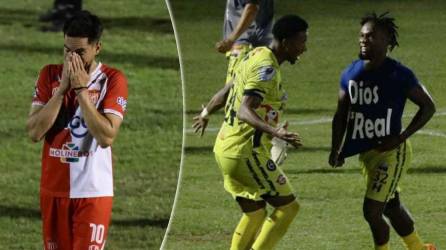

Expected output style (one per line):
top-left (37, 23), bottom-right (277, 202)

top-left (26, 56), bottom-right (72, 142)
top-left (193, 82), bottom-right (233, 136)
top-left (329, 88), bottom-right (350, 167)
top-left (70, 53), bottom-right (125, 148)
top-left (238, 94), bottom-right (302, 148)
top-left (216, 2), bottom-right (259, 53)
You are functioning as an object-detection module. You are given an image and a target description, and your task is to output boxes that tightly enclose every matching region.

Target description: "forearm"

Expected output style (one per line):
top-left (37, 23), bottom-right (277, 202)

top-left (27, 90), bottom-right (65, 142)
top-left (205, 83), bottom-right (232, 115)
top-left (238, 105), bottom-right (276, 136)
top-left (76, 90), bottom-right (116, 147)
top-left (400, 104), bottom-right (436, 140)
top-left (228, 4), bottom-right (258, 41)
top-left (331, 111), bottom-right (348, 152)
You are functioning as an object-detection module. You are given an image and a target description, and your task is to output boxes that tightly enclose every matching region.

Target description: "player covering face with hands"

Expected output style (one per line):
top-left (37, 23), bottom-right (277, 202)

top-left (27, 10), bottom-right (128, 250)
top-left (193, 15), bottom-right (308, 250)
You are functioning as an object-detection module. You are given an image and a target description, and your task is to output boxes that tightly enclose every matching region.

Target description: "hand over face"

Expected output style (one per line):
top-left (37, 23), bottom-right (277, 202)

top-left (59, 53), bottom-right (73, 93)
top-left (69, 53), bottom-right (90, 89)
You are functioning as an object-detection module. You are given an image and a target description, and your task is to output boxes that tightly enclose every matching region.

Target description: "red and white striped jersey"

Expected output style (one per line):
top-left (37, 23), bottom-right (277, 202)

top-left (32, 63), bottom-right (128, 198)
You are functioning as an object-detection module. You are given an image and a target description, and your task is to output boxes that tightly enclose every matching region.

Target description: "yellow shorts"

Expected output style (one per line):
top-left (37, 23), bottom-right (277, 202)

top-left (214, 152), bottom-right (294, 201)
top-left (225, 44), bottom-right (252, 84)
top-left (360, 140), bottom-right (412, 202)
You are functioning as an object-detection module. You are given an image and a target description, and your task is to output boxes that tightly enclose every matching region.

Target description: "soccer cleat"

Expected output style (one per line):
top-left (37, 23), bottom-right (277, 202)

top-left (423, 243), bottom-right (436, 250)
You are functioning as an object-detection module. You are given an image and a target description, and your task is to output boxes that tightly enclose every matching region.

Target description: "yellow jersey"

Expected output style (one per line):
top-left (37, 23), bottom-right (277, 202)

top-left (214, 47), bottom-right (287, 158)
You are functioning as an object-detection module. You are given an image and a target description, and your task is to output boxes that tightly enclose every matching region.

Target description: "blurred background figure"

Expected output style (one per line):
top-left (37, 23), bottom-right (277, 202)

top-left (39, 0), bottom-right (82, 32)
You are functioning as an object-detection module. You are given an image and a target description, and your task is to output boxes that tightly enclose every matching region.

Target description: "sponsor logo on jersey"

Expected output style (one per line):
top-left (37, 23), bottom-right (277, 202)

top-left (258, 66), bottom-right (275, 81)
top-left (348, 80), bottom-right (392, 140)
top-left (49, 142), bottom-right (93, 163)
top-left (266, 159), bottom-right (276, 171)
top-left (69, 115), bottom-right (88, 138)
top-left (277, 174), bottom-right (287, 185)
top-left (116, 96), bottom-right (127, 111)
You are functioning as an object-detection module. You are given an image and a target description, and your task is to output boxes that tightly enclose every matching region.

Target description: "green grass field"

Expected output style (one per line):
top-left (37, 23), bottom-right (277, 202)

top-left (165, 1), bottom-right (446, 249)
top-left (0, 1), bottom-right (182, 249)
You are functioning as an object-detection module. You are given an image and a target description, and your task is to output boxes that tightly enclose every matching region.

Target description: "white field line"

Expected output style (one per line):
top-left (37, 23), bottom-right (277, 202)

top-left (186, 109), bottom-right (446, 138)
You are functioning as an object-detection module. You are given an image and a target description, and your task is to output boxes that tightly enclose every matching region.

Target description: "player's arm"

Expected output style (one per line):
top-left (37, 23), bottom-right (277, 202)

top-left (76, 91), bottom-right (123, 147)
top-left (216, 2), bottom-right (259, 53)
top-left (238, 95), bottom-right (302, 148)
top-left (27, 56), bottom-right (72, 142)
top-left (70, 53), bottom-right (123, 148)
top-left (26, 90), bottom-right (67, 142)
top-left (377, 84), bottom-right (436, 152)
top-left (193, 82), bottom-right (233, 136)
top-left (402, 84), bottom-right (436, 138)
top-left (329, 89), bottom-right (350, 167)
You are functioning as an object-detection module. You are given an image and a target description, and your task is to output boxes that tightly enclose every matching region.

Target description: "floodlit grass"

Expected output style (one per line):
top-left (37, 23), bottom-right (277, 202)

top-left (0, 1), bottom-right (182, 249)
top-left (165, 1), bottom-right (446, 249)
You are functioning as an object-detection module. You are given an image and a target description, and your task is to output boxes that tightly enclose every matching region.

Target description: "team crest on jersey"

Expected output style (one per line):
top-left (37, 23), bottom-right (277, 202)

top-left (266, 160), bottom-right (276, 171)
top-left (258, 66), bottom-right (275, 81)
top-left (87, 90), bottom-right (100, 105)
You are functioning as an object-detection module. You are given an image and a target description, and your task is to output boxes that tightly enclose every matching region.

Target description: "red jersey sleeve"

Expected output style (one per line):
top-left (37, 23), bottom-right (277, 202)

top-left (102, 70), bottom-right (128, 120)
top-left (32, 65), bottom-right (53, 106)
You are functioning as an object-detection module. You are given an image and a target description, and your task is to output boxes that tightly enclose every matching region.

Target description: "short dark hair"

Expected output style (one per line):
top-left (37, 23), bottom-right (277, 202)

top-left (63, 10), bottom-right (103, 43)
top-left (361, 12), bottom-right (399, 51)
top-left (272, 15), bottom-right (308, 41)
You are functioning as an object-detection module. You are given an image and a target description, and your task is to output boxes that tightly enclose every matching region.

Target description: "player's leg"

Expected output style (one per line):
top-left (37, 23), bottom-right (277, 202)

top-left (71, 197), bottom-right (113, 250)
top-left (231, 197), bottom-right (267, 250)
top-left (383, 193), bottom-right (425, 250)
top-left (382, 141), bottom-right (435, 250)
top-left (248, 153), bottom-right (298, 250)
top-left (363, 198), bottom-right (390, 249)
top-left (361, 146), bottom-right (403, 249)
top-left (251, 195), bottom-right (299, 250)
top-left (40, 195), bottom-right (72, 250)
top-left (215, 154), bottom-right (267, 250)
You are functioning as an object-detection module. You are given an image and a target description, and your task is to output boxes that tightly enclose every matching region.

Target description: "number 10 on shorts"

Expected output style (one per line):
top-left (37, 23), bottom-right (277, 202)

top-left (89, 223), bottom-right (105, 250)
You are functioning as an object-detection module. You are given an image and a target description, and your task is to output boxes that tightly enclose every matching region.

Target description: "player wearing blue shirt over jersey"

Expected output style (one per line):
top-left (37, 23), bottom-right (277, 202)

top-left (329, 12), bottom-right (436, 250)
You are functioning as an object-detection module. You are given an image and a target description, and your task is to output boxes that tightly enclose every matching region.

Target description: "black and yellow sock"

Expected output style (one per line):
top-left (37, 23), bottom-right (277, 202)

top-left (251, 201), bottom-right (300, 250)
top-left (231, 208), bottom-right (266, 250)
top-left (375, 242), bottom-right (390, 250)
top-left (402, 230), bottom-right (424, 250)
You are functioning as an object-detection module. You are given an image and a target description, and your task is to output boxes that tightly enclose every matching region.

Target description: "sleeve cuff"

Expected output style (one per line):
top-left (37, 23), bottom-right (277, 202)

top-left (243, 89), bottom-right (265, 100)
top-left (103, 109), bottom-right (124, 120)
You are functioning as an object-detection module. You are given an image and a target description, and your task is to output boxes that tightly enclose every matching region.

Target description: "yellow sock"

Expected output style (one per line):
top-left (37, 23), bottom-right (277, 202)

top-left (251, 201), bottom-right (300, 250)
top-left (376, 242), bottom-right (390, 250)
top-left (230, 208), bottom-right (266, 250)
top-left (402, 230), bottom-right (424, 250)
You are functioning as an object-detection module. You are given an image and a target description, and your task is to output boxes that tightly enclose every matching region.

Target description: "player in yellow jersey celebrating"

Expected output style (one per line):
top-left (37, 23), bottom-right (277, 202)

top-left (193, 15), bottom-right (308, 250)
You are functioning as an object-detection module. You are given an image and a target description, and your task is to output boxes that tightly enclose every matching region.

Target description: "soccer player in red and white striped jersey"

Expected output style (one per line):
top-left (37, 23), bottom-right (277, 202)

top-left (27, 10), bottom-right (128, 250)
